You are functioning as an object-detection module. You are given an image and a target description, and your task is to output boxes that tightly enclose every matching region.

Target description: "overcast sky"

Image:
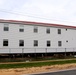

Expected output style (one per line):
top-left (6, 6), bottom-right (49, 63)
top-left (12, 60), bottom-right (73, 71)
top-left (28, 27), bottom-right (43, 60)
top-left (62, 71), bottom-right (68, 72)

top-left (0, 0), bottom-right (76, 26)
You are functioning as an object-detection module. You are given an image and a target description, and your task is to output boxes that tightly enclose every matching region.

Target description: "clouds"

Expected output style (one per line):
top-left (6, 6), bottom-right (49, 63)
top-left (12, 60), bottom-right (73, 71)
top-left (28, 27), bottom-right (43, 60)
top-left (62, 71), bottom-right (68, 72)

top-left (0, 0), bottom-right (76, 26)
top-left (0, 0), bottom-right (6, 5)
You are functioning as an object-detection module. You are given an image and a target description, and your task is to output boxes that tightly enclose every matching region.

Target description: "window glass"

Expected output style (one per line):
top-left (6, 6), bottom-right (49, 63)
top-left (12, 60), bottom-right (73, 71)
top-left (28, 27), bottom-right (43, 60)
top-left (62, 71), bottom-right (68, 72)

top-left (34, 27), bottom-right (38, 33)
top-left (47, 41), bottom-right (51, 47)
top-left (3, 39), bottom-right (8, 46)
top-left (19, 25), bottom-right (24, 32)
top-left (58, 29), bottom-right (61, 34)
top-left (58, 41), bottom-right (62, 46)
top-left (4, 24), bottom-right (9, 31)
top-left (19, 29), bottom-right (24, 32)
top-left (34, 40), bottom-right (38, 46)
top-left (19, 40), bottom-right (24, 46)
top-left (46, 28), bottom-right (50, 34)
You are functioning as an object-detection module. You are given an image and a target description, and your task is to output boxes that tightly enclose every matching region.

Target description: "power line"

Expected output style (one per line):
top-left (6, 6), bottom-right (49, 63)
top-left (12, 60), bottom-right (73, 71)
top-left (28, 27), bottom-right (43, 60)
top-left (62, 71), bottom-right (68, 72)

top-left (0, 9), bottom-right (76, 24)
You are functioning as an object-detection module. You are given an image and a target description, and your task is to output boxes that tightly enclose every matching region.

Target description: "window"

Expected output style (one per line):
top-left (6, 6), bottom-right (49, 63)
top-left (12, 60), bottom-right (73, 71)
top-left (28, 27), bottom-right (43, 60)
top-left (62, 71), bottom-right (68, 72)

top-left (46, 28), bottom-right (50, 34)
top-left (66, 40), bottom-right (68, 42)
top-left (58, 41), bottom-right (62, 46)
top-left (19, 29), bottom-right (24, 32)
top-left (34, 27), bottom-right (38, 33)
top-left (66, 29), bottom-right (67, 31)
top-left (19, 25), bottom-right (24, 32)
top-left (47, 41), bottom-right (51, 47)
top-left (3, 39), bottom-right (8, 46)
top-left (58, 29), bottom-right (61, 34)
top-left (19, 40), bottom-right (24, 46)
top-left (4, 24), bottom-right (9, 31)
top-left (34, 40), bottom-right (38, 46)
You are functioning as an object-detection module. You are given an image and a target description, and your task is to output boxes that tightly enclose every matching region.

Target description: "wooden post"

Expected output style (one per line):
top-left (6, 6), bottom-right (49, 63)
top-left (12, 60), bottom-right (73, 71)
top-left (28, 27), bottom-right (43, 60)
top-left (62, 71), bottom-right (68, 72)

top-left (22, 48), bottom-right (24, 60)
top-left (35, 48), bottom-right (37, 59)
top-left (65, 48), bottom-right (66, 57)
top-left (73, 48), bottom-right (74, 57)
top-left (45, 48), bottom-right (47, 58)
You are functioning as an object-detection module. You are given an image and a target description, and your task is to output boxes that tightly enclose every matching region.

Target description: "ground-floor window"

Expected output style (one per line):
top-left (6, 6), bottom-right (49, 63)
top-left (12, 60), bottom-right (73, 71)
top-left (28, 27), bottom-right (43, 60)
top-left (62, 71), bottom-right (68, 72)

top-left (47, 40), bottom-right (51, 47)
top-left (34, 40), bottom-right (38, 46)
top-left (3, 39), bottom-right (8, 46)
top-left (58, 41), bottom-right (62, 46)
top-left (19, 40), bottom-right (24, 46)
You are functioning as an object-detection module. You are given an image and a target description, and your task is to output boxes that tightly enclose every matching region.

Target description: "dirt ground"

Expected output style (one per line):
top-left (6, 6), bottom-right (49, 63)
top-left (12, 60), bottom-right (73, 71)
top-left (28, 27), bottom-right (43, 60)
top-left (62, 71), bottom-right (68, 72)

top-left (0, 63), bottom-right (76, 75)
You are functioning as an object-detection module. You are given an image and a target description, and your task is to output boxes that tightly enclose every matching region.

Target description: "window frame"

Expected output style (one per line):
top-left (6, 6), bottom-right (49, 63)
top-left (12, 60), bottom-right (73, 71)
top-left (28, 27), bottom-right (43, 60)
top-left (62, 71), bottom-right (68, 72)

top-left (66, 40), bottom-right (68, 42)
top-left (34, 40), bottom-right (38, 47)
top-left (66, 29), bottom-right (67, 31)
top-left (47, 40), bottom-right (51, 47)
top-left (19, 25), bottom-right (24, 32)
top-left (46, 28), bottom-right (50, 34)
top-left (34, 26), bottom-right (38, 33)
top-left (19, 40), bottom-right (24, 47)
top-left (3, 39), bottom-right (8, 46)
top-left (19, 28), bottom-right (24, 32)
top-left (58, 41), bottom-right (62, 47)
top-left (58, 29), bottom-right (61, 34)
top-left (4, 24), bottom-right (9, 31)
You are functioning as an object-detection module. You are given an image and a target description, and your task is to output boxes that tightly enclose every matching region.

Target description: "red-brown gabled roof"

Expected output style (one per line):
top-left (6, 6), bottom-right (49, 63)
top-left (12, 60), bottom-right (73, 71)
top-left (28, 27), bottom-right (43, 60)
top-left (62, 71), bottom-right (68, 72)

top-left (0, 19), bottom-right (76, 29)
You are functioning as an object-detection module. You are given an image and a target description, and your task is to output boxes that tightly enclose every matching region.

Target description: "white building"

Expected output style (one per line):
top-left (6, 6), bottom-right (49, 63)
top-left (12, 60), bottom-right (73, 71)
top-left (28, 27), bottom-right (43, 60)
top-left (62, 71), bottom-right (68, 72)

top-left (0, 19), bottom-right (76, 54)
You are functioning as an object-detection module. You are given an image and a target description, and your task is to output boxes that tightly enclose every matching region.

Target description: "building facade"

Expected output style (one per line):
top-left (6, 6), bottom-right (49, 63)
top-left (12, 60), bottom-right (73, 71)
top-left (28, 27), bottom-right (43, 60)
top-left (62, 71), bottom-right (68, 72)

top-left (0, 19), bottom-right (76, 54)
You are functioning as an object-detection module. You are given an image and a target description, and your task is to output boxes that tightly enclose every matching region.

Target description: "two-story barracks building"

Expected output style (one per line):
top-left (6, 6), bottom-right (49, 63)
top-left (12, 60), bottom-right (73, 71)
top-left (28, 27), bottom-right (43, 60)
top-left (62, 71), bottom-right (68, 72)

top-left (0, 19), bottom-right (76, 55)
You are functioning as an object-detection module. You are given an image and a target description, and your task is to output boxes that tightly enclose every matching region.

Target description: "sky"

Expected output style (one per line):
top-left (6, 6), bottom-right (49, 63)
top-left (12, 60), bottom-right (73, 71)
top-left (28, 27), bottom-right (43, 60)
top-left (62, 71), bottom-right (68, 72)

top-left (0, 0), bottom-right (76, 26)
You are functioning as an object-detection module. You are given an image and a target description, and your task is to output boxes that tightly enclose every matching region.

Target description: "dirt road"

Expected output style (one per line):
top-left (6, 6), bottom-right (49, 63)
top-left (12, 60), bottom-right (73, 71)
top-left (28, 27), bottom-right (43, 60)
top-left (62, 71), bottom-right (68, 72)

top-left (0, 63), bottom-right (76, 75)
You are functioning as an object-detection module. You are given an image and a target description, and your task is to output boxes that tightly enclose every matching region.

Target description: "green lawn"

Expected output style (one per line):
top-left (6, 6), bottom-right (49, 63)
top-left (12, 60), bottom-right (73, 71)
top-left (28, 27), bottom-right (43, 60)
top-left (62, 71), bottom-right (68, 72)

top-left (0, 59), bottom-right (76, 69)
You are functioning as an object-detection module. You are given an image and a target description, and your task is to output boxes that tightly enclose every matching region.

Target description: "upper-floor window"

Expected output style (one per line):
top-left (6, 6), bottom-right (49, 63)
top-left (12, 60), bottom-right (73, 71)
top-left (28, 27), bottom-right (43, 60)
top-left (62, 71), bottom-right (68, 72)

top-left (4, 24), bottom-right (9, 31)
top-left (66, 29), bottom-right (67, 31)
top-left (19, 25), bottom-right (24, 32)
top-left (19, 40), bottom-right (24, 46)
top-left (58, 41), bottom-right (62, 46)
top-left (46, 28), bottom-right (50, 34)
top-left (34, 26), bottom-right (38, 33)
top-left (47, 40), bottom-right (51, 47)
top-left (58, 29), bottom-right (61, 34)
top-left (66, 40), bottom-right (68, 42)
top-left (3, 39), bottom-right (8, 46)
top-left (34, 40), bottom-right (38, 46)
top-left (19, 28), bottom-right (24, 32)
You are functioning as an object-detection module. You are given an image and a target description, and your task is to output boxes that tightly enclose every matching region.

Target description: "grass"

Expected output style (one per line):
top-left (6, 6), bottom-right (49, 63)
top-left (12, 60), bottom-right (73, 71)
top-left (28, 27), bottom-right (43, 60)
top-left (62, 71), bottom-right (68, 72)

top-left (0, 59), bottom-right (76, 69)
top-left (0, 56), bottom-right (74, 62)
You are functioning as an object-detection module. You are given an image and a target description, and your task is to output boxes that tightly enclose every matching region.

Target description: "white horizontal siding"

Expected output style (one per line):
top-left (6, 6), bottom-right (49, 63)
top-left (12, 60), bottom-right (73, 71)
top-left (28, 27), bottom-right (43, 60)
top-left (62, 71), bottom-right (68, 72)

top-left (0, 48), bottom-right (9, 53)
top-left (0, 48), bottom-right (75, 54)
top-left (24, 48), bottom-right (35, 53)
top-left (0, 22), bottom-right (76, 53)
top-left (35, 48), bottom-right (46, 53)
top-left (10, 48), bottom-right (22, 53)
